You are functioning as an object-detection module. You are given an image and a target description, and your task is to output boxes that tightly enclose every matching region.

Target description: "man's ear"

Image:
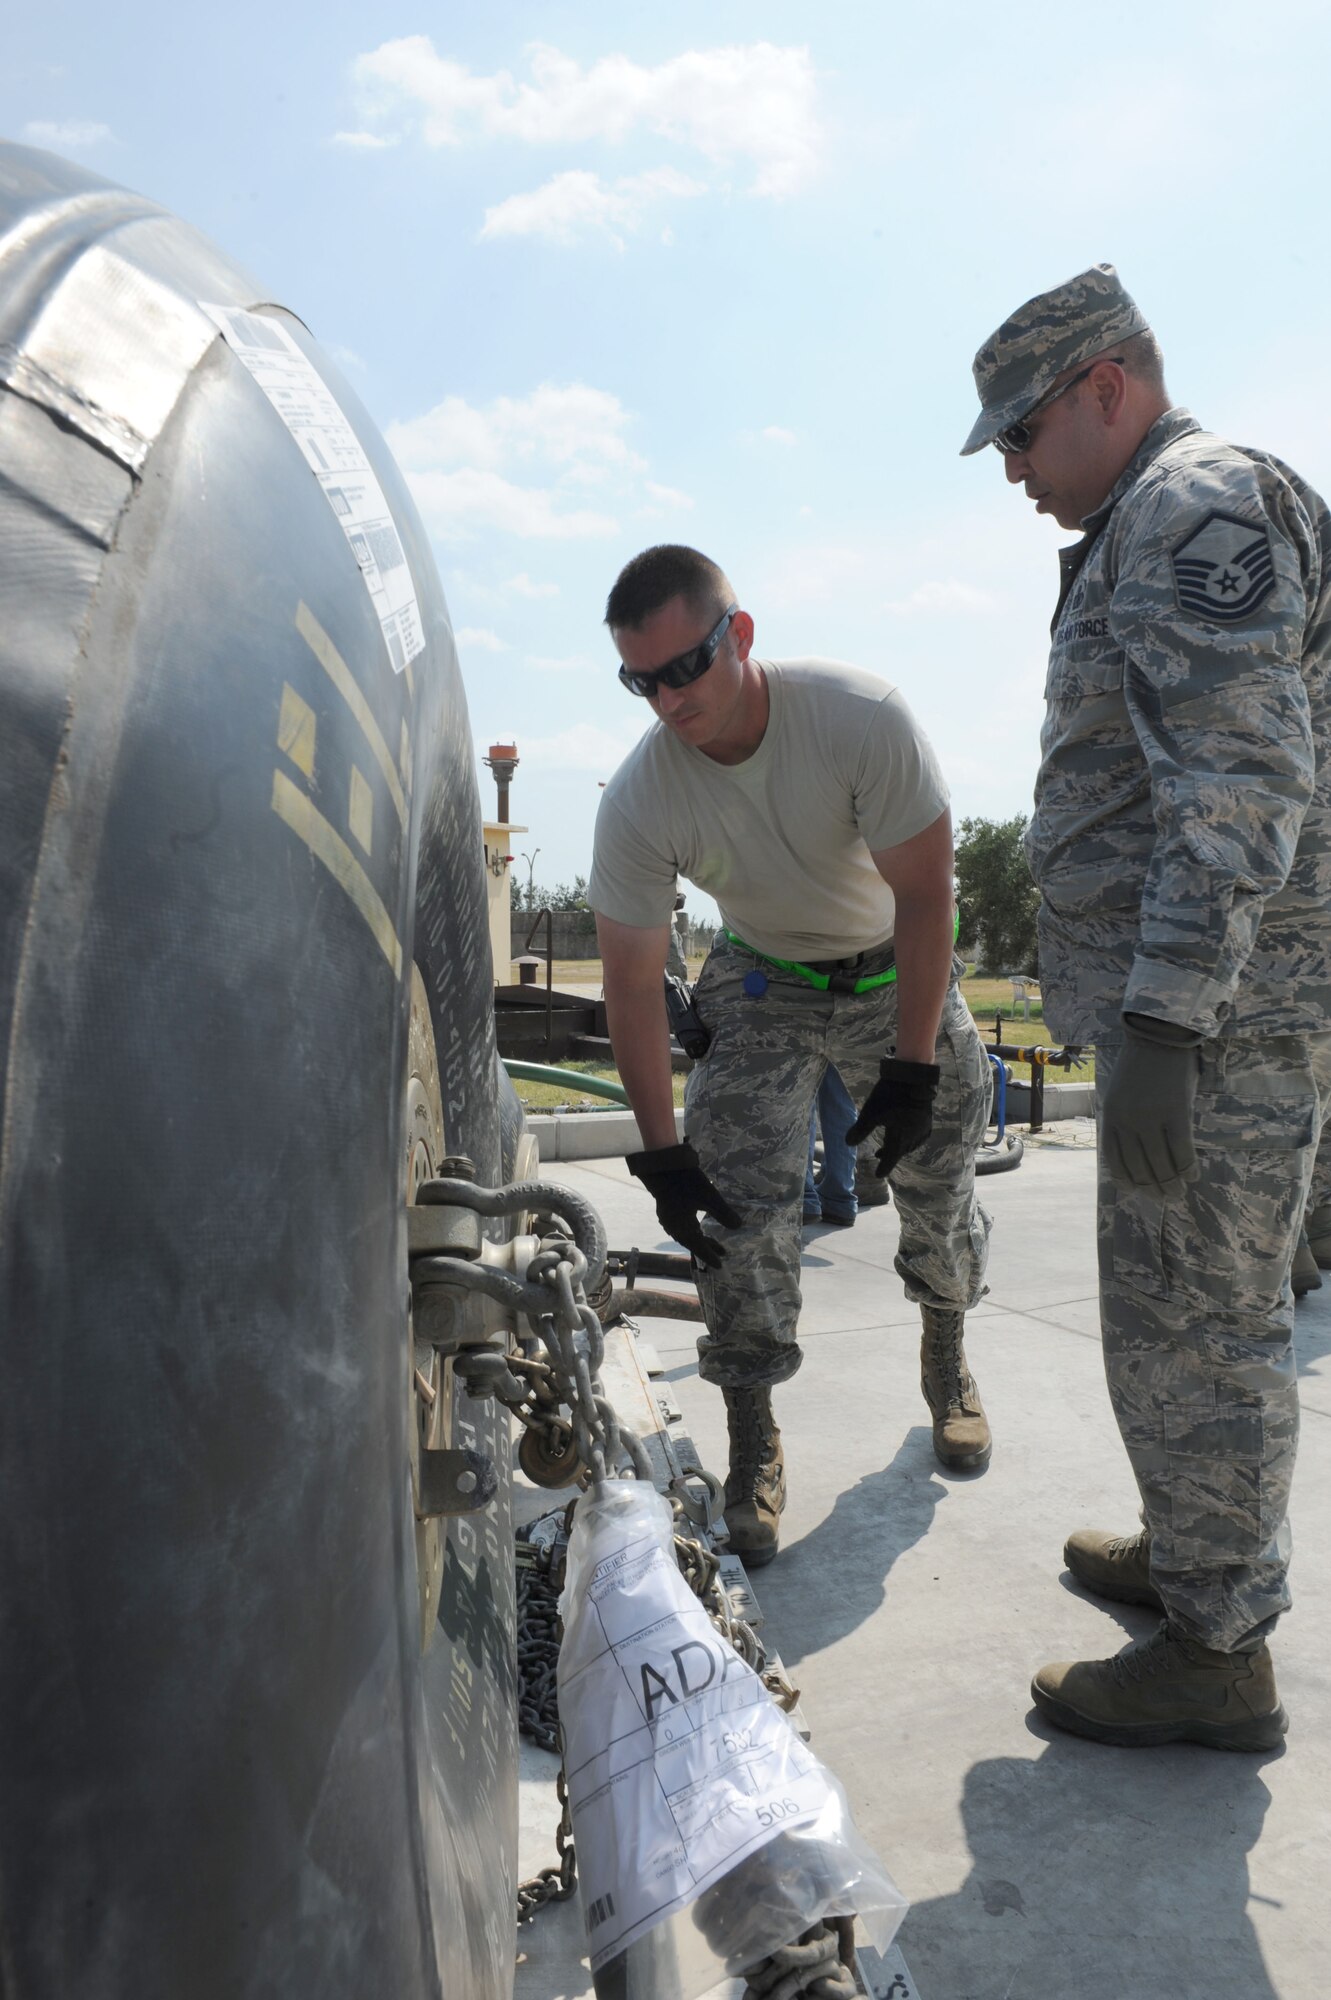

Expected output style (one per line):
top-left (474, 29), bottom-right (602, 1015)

top-left (1091, 359), bottom-right (1128, 425)
top-left (732, 609), bottom-right (755, 660)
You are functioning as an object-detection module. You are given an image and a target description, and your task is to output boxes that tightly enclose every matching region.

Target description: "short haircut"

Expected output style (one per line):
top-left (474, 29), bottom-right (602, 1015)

top-left (1116, 328), bottom-right (1167, 397)
top-left (604, 544), bottom-right (734, 632)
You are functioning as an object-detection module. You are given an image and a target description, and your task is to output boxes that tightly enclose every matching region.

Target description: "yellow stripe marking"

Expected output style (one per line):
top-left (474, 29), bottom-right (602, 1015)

top-left (399, 718), bottom-right (412, 791)
top-left (271, 767), bottom-right (402, 978)
top-left (295, 601), bottom-right (408, 832)
top-left (349, 764), bottom-right (374, 856)
top-left (276, 682), bottom-right (317, 777)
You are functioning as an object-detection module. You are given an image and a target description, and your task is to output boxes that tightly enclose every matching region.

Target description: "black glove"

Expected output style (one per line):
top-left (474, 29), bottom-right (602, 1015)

top-left (625, 1141), bottom-right (743, 1269)
top-left (1100, 1013), bottom-right (1202, 1193)
top-left (845, 1056), bottom-right (940, 1179)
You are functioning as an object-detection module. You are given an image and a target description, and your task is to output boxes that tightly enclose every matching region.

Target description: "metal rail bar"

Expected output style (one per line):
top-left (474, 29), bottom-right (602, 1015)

top-left (522, 907), bottom-right (555, 1053)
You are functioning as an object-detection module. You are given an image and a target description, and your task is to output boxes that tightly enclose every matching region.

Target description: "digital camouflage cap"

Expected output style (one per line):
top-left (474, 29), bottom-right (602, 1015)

top-left (960, 263), bottom-right (1150, 456)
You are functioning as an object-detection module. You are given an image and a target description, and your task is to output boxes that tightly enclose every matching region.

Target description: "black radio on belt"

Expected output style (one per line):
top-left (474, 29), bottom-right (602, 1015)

top-left (663, 972), bottom-right (713, 1059)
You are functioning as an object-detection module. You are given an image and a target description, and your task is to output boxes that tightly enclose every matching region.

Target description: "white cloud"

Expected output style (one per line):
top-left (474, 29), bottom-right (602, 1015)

top-left (404, 467), bottom-right (617, 540)
top-left (883, 580), bottom-right (998, 616)
top-left (757, 541), bottom-right (877, 608)
top-left (505, 572), bottom-right (560, 598)
top-left (388, 382), bottom-right (663, 542)
top-left (481, 166), bottom-right (705, 248)
top-left (327, 343), bottom-right (366, 372)
top-left (24, 119), bottom-right (113, 149)
top-left (762, 425), bottom-right (797, 446)
top-left (996, 79), bottom-right (1226, 209)
top-left (390, 382), bottom-right (644, 477)
top-left (350, 37), bottom-right (819, 195)
top-left (520, 722), bottom-right (642, 772)
top-left (454, 626), bottom-right (506, 651)
top-left (526, 653), bottom-right (597, 674)
top-left (640, 480), bottom-right (694, 514)
top-left (331, 129), bottom-right (398, 150)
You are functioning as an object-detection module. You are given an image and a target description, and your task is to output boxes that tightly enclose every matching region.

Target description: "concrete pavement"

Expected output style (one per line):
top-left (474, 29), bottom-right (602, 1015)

top-left (521, 1128), bottom-right (1331, 2000)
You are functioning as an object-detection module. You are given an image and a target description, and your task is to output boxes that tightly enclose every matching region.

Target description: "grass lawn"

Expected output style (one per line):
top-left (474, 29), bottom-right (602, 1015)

top-left (511, 1060), bottom-right (687, 1112)
top-left (502, 956), bottom-right (1095, 1105)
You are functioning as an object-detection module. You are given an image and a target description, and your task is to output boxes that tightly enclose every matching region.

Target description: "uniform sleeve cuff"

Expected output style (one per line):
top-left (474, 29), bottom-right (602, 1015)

top-left (1120, 958), bottom-right (1231, 1039)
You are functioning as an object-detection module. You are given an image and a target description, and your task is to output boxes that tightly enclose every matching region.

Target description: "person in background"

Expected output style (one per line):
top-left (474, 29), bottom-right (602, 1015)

top-left (804, 1063), bottom-right (860, 1227)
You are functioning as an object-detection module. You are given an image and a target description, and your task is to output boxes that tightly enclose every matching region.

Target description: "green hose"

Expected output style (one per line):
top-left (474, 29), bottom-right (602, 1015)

top-left (502, 1060), bottom-right (630, 1107)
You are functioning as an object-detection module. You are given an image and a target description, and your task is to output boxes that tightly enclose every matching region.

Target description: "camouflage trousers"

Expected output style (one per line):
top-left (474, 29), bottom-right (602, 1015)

top-left (1307, 1123), bottom-right (1331, 1224)
top-left (683, 939), bottom-right (992, 1389)
top-left (1096, 1029), bottom-right (1331, 1651)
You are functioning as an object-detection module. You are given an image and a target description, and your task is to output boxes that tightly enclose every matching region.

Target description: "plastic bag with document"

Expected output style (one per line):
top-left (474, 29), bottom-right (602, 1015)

top-left (558, 1480), bottom-right (907, 2000)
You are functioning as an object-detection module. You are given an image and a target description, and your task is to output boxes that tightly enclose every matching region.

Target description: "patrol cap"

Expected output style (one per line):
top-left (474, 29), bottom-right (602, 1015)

top-left (960, 263), bottom-right (1150, 456)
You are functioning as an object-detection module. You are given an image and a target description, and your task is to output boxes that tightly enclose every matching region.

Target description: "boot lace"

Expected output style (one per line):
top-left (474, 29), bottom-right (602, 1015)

top-left (925, 1312), bottom-right (971, 1409)
top-left (725, 1396), bottom-right (777, 1492)
top-left (1108, 1624), bottom-right (1174, 1688)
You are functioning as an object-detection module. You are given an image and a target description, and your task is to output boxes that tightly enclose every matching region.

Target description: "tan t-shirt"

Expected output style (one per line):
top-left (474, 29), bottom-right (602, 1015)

top-left (588, 658), bottom-right (949, 958)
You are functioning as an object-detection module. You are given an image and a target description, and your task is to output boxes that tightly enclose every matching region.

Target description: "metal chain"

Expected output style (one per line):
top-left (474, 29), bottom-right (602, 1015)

top-left (515, 1760), bottom-right (577, 1924)
top-left (463, 1197), bottom-right (843, 1986)
top-left (515, 1532), bottom-right (564, 1752)
top-left (498, 1212), bottom-right (652, 1925)
top-left (446, 1205), bottom-right (654, 1488)
top-left (741, 1919), bottom-right (859, 2000)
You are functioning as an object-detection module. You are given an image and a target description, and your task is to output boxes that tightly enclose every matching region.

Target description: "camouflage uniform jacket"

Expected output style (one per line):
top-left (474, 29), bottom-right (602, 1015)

top-left (1024, 407), bottom-right (1331, 1045)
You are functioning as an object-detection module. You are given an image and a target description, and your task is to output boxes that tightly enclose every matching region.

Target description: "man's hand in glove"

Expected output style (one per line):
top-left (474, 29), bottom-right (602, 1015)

top-left (846, 1057), bottom-right (940, 1179)
top-left (625, 1141), bottom-right (743, 1269)
top-left (1100, 1013), bottom-right (1202, 1194)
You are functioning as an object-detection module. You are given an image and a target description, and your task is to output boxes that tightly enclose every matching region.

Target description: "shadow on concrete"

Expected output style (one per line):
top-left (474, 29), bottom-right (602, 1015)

top-left (760, 1430), bottom-right (946, 1667)
top-left (898, 1749), bottom-right (1278, 1999)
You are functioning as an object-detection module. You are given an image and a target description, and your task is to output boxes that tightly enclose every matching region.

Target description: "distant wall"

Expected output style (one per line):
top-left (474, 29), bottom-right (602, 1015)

top-left (510, 909), bottom-right (599, 959)
top-left (509, 910), bottom-right (717, 963)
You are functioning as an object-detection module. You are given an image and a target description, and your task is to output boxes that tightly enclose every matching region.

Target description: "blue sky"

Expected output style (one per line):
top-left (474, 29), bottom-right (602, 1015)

top-left (8, 1), bottom-right (1331, 927)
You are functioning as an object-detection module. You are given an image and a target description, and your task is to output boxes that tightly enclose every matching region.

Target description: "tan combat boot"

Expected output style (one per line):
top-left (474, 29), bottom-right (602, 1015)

top-left (1032, 1623), bottom-right (1287, 1751)
top-left (919, 1307), bottom-right (991, 1471)
top-left (1064, 1527), bottom-right (1163, 1610)
top-left (1305, 1202), bottom-right (1331, 1270)
top-left (1292, 1225), bottom-right (1323, 1298)
top-left (854, 1154), bottom-right (891, 1210)
top-left (721, 1386), bottom-right (786, 1568)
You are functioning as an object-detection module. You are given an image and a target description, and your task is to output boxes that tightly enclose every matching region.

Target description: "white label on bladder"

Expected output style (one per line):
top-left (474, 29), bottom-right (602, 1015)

top-left (560, 1518), bottom-right (832, 1972)
top-left (201, 304), bottom-right (424, 672)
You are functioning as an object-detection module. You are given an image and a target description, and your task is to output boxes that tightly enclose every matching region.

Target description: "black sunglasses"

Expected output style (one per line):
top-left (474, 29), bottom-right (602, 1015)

top-left (617, 604), bottom-right (739, 698)
top-left (993, 357), bottom-right (1124, 455)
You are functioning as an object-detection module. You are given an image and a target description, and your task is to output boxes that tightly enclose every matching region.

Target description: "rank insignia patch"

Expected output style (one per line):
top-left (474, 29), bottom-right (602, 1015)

top-left (1171, 511), bottom-right (1276, 625)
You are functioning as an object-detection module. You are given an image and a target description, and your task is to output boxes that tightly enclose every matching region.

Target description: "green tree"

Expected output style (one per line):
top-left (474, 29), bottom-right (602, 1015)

top-left (954, 815), bottom-right (1039, 975)
top-left (514, 873), bottom-right (590, 912)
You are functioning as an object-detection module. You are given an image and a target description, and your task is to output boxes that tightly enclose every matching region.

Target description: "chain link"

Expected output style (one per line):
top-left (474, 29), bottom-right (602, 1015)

top-left (740, 1919), bottom-right (859, 2000)
top-left (445, 1201), bottom-right (653, 1488)
top-left (515, 1760), bottom-right (578, 1924)
top-left (436, 1186), bottom-right (848, 1987)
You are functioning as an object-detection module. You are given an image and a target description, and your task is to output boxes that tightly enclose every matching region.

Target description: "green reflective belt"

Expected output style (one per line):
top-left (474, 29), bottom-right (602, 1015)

top-left (723, 931), bottom-right (896, 993)
top-left (723, 911), bottom-right (959, 995)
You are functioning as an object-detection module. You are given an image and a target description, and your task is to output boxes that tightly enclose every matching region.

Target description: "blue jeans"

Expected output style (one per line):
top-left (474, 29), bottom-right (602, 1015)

top-left (804, 1063), bottom-right (859, 1219)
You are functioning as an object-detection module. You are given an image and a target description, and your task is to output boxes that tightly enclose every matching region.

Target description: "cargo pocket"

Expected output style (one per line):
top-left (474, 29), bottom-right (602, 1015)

top-left (1101, 1180), bottom-right (1171, 1302)
top-left (1162, 1400), bottom-right (1267, 1564)
top-left (1189, 1071), bottom-right (1318, 1316)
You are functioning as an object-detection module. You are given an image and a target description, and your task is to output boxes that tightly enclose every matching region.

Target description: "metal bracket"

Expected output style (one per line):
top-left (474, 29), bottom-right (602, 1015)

top-left (415, 1445), bottom-right (499, 1519)
top-left (408, 1197), bottom-right (483, 1260)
